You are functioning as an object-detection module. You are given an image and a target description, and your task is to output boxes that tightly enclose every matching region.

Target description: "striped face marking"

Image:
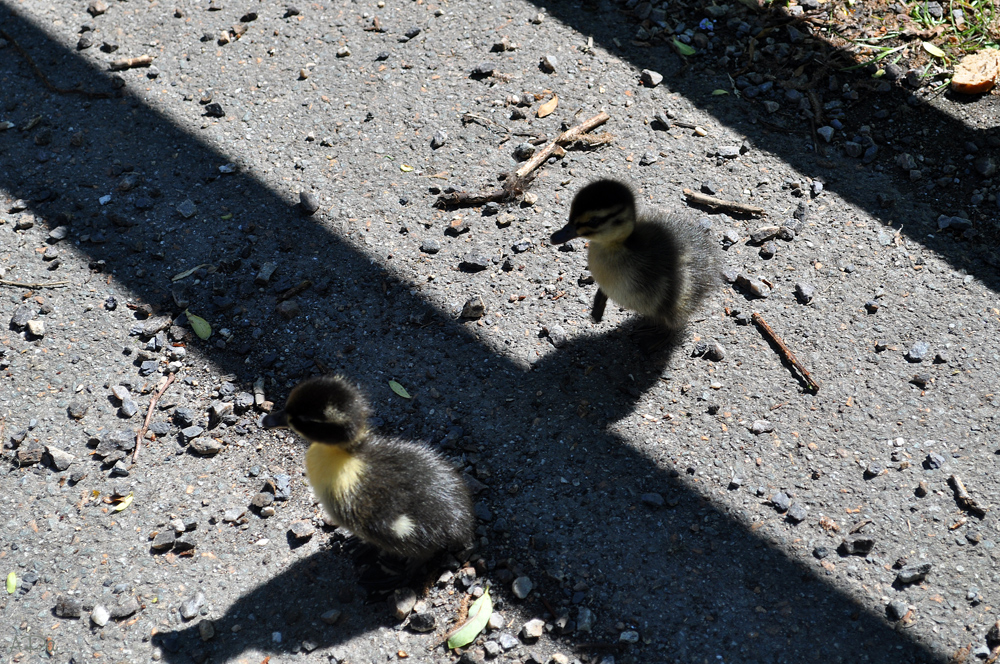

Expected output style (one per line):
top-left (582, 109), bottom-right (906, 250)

top-left (572, 205), bottom-right (631, 236)
top-left (392, 514), bottom-right (416, 539)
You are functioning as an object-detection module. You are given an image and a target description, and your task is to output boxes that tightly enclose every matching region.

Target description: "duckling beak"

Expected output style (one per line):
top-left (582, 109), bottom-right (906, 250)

top-left (550, 223), bottom-right (578, 244)
top-left (259, 410), bottom-right (288, 429)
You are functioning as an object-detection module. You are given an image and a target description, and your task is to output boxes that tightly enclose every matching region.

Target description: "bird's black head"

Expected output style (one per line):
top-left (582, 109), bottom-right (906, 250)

top-left (551, 179), bottom-right (637, 245)
top-left (260, 375), bottom-right (369, 446)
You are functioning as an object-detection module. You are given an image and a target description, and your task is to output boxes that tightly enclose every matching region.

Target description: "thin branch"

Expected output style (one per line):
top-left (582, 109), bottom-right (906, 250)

top-left (683, 189), bottom-right (766, 217)
top-left (949, 474), bottom-right (988, 518)
top-left (0, 279), bottom-right (70, 288)
top-left (131, 373), bottom-right (177, 465)
top-left (751, 312), bottom-right (820, 392)
top-left (514, 111), bottom-right (610, 179)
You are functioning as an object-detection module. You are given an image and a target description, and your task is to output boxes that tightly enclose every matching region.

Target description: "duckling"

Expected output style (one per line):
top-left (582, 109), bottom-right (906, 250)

top-left (550, 179), bottom-right (718, 335)
top-left (261, 375), bottom-right (474, 563)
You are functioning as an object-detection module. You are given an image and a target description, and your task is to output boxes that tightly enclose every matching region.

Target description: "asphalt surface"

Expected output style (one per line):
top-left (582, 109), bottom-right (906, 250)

top-left (1, 0), bottom-right (999, 663)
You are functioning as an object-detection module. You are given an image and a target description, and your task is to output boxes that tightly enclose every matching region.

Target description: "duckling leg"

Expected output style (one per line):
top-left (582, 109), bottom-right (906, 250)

top-left (591, 288), bottom-right (608, 323)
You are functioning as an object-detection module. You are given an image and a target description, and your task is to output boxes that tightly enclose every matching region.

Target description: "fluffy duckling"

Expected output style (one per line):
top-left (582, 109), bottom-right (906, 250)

top-left (261, 375), bottom-right (474, 562)
top-left (550, 179), bottom-right (718, 332)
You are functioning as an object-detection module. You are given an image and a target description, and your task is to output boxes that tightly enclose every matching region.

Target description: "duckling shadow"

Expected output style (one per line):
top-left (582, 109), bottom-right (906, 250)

top-left (156, 549), bottom-right (394, 663)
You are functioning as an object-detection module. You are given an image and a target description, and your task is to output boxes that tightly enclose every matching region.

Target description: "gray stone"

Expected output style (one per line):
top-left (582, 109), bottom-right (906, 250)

top-left (300, 191), bottom-right (320, 214)
top-left (46, 446), bottom-right (75, 471)
top-left (289, 519), bottom-right (315, 540)
top-left (886, 598), bottom-right (908, 621)
top-left (546, 325), bottom-right (567, 348)
top-left (640, 69), bottom-right (663, 87)
top-left (751, 420), bottom-right (774, 434)
top-left (794, 282), bottom-right (815, 304)
top-left (223, 507), bottom-right (246, 522)
top-left (391, 587), bottom-right (417, 619)
top-left (906, 341), bottom-right (930, 362)
top-left (512, 576), bottom-right (533, 599)
top-left (420, 238), bottom-right (441, 254)
top-left (838, 536), bottom-right (875, 556)
top-left (56, 595), bottom-right (82, 618)
top-left (576, 607), bottom-right (594, 633)
top-left (896, 562), bottom-right (932, 584)
top-left (750, 226), bottom-right (780, 244)
top-left (198, 620), bottom-right (215, 641)
top-left (771, 492), bottom-right (790, 512)
top-left (460, 296), bottom-right (485, 319)
top-left (10, 304), bottom-right (35, 328)
top-left (641, 492), bottom-right (664, 507)
top-left (408, 612), bottom-right (436, 632)
top-left (180, 592), bottom-right (205, 620)
top-left (540, 54), bottom-right (558, 73)
top-left (786, 503), bottom-right (807, 523)
top-left (176, 199), bottom-right (197, 218)
top-left (26, 320), bottom-right (45, 337)
top-left (68, 401), bottom-right (89, 419)
top-left (152, 530), bottom-right (176, 550)
top-left (498, 632), bottom-right (520, 650)
top-left (110, 595), bottom-right (140, 618)
top-left (320, 609), bottom-right (343, 625)
top-left (521, 618), bottom-right (545, 640)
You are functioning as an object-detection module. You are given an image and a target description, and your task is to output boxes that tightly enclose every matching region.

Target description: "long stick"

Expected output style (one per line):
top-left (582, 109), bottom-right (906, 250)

top-left (131, 373), bottom-right (176, 465)
top-left (514, 111), bottom-right (610, 179)
top-left (0, 279), bottom-right (69, 288)
top-left (751, 312), bottom-right (819, 392)
top-left (683, 188), bottom-right (765, 217)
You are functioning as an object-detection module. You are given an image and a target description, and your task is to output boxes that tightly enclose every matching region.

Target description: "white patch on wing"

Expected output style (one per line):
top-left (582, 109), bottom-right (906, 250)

top-left (392, 514), bottom-right (416, 538)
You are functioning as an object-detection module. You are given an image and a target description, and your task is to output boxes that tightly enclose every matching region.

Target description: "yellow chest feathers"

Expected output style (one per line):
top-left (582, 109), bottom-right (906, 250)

top-left (305, 443), bottom-right (366, 499)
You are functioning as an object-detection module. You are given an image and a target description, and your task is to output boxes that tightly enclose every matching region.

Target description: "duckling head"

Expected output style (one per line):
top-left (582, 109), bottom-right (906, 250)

top-left (260, 375), bottom-right (369, 446)
top-left (551, 179), bottom-right (637, 246)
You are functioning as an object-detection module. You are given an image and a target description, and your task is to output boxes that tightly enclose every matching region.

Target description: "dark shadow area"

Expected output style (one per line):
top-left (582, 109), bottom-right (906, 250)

top-left (0, 3), bottom-right (956, 663)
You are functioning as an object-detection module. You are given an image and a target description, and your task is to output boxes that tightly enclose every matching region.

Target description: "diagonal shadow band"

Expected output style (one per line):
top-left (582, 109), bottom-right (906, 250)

top-left (0, 2), bottom-right (952, 662)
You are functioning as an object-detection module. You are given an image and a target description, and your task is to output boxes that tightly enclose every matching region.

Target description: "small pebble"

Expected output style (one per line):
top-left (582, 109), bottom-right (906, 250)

top-left (512, 576), bottom-right (533, 599)
top-left (91, 605), bottom-right (111, 627)
top-left (786, 503), bottom-right (807, 523)
top-left (751, 420), bottom-right (774, 434)
top-left (886, 599), bottom-right (908, 622)
top-left (521, 618), bottom-right (545, 641)
top-left (905, 341), bottom-right (930, 362)
top-left (640, 69), bottom-right (663, 87)
top-left (299, 191), bottom-right (320, 215)
top-left (770, 492), bottom-right (790, 512)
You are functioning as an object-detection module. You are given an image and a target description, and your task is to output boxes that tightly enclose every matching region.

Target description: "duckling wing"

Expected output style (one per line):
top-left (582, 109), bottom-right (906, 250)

top-left (623, 216), bottom-right (718, 325)
top-left (349, 438), bottom-right (474, 558)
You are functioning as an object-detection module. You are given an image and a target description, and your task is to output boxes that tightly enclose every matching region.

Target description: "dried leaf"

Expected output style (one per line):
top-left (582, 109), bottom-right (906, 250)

top-left (536, 95), bottom-right (558, 118)
top-left (113, 493), bottom-right (134, 512)
top-left (172, 263), bottom-right (214, 282)
top-left (6, 572), bottom-right (15, 594)
top-left (400, 164), bottom-right (414, 172)
top-left (185, 310), bottom-right (212, 340)
top-left (672, 39), bottom-right (697, 56)
top-left (447, 588), bottom-right (492, 649)
top-left (389, 380), bottom-right (411, 399)
top-left (922, 41), bottom-right (946, 59)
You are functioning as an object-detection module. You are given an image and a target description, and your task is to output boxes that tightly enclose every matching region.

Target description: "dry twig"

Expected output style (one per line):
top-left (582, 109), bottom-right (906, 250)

top-left (683, 188), bottom-right (766, 217)
top-left (131, 373), bottom-right (177, 465)
top-left (0, 28), bottom-right (113, 98)
top-left (434, 111), bottom-right (611, 209)
top-left (109, 55), bottom-right (154, 71)
top-left (949, 474), bottom-right (988, 518)
top-left (0, 278), bottom-right (69, 288)
top-left (751, 312), bottom-right (820, 392)
top-left (277, 279), bottom-right (313, 302)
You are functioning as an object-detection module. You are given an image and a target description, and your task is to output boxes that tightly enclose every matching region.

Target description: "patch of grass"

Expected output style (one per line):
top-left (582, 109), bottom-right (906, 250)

top-left (910, 0), bottom-right (1000, 55)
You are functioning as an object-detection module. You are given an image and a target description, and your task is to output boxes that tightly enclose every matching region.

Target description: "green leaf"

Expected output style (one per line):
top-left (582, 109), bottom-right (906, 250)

top-left (388, 380), bottom-right (411, 399)
top-left (711, 89), bottom-right (730, 96)
top-left (448, 588), bottom-right (492, 649)
top-left (172, 263), bottom-right (214, 282)
top-left (672, 39), bottom-right (697, 56)
top-left (6, 572), bottom-right (16, 594)
top-left (185, 310), bottom-right (212, 340)
top-left (922, 41), bottom-right (946, 59)
top-left (113, 493), bottom-right (133, 512)
top-left (400, 164), bottom-right (414, 172)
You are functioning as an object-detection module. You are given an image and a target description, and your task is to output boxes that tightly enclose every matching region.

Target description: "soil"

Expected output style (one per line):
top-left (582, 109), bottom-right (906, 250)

top-left (1, 0), bottom-right (999, 663)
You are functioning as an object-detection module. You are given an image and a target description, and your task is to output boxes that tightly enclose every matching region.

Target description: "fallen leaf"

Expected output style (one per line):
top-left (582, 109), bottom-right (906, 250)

top-left (711, 89), bottom-right (730, 96)
top-left (673, 39), bottom-right (697, 56)
top-left (113, 493), bottom-right (134, 512)
top-left (537, 95), bottom-right (558, 118)
top-left (400, 164), bottom-right (414, 172)
top-left (172, 263), bottom-right (214, 282)
top-left (185, 310), bottom-right (212, 340)
top-left (448, 588), bottom-right (492, 649)
top-left (921, 41), bottom-right (946, 59)
top-left (6, 572), bottom-right (15, 594)
top-left (389, 380), bottom-right (411, 399)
